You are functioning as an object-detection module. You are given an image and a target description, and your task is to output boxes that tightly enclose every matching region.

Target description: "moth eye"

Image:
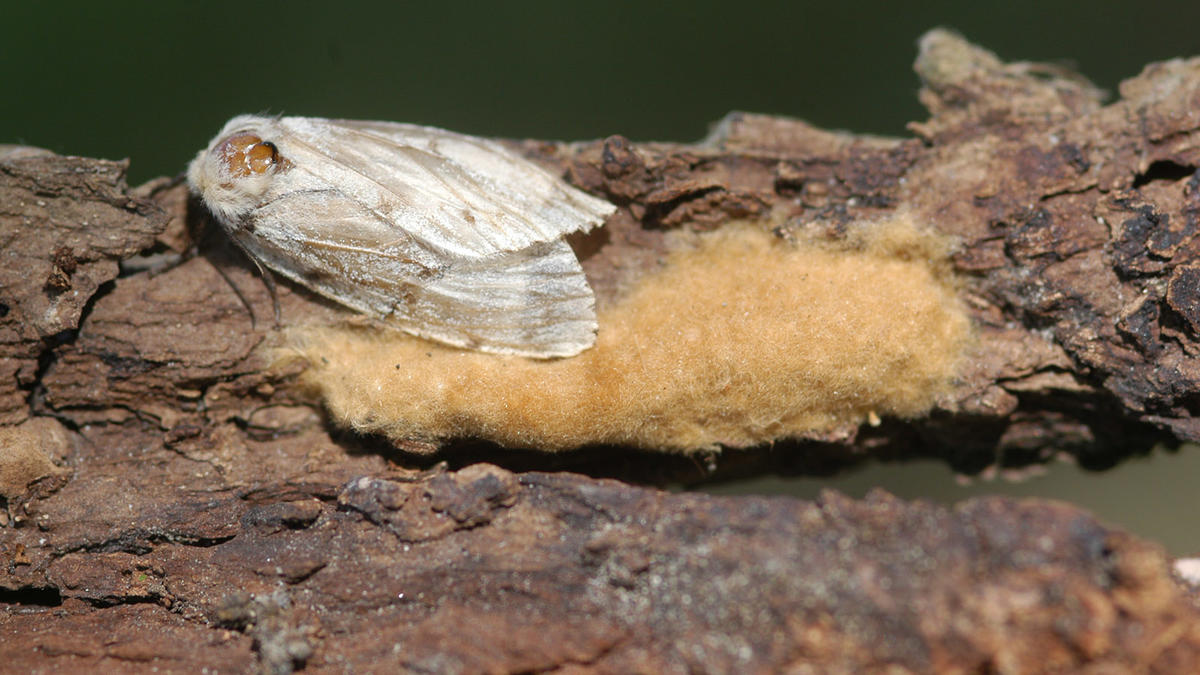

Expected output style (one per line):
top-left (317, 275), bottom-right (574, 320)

top-left (217, 133), bottom-right (287, 177)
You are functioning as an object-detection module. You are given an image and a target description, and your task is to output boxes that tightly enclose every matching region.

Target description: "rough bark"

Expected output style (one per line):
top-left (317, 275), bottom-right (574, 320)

top-left (3, 30), bottom-right (1200, 673)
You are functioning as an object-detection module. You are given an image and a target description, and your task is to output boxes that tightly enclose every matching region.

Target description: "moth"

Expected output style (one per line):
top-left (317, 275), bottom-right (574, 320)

top-left (187, 115), bottom-right (615, 358)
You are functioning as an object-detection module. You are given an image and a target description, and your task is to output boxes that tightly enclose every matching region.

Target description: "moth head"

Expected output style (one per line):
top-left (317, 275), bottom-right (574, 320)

top-left (187, 118), bottom-right (291, 224)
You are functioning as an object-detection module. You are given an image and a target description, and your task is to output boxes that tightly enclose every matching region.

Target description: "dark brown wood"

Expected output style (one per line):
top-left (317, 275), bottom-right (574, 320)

top-left (3, 30), bottom-right (1200, 672)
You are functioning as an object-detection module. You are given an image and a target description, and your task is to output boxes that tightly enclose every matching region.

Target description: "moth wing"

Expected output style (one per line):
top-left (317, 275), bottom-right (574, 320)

top-left (241, 190), bottom-right (597, 357)
top-left (274, 116), bottom-right (615, 259)
top-left (416, 239), bottom-right (598, 357)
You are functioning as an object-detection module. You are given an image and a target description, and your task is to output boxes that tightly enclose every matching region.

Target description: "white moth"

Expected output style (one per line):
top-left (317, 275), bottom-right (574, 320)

top-left (187, 115), bottom-right (615, 358)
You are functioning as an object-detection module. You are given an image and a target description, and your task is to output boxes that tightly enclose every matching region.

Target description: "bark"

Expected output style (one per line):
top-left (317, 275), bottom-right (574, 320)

top-left (3, 30), bottom-right (1200, 673)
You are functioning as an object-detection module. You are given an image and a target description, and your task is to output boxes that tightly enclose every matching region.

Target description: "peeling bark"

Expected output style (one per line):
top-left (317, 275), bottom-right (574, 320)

top-left (4, 30), bottom-right (1200, 673)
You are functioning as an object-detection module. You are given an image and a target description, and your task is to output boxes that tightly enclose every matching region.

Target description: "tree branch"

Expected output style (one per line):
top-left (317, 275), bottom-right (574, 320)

top-left (3, 30), bottom-right (1200, 673)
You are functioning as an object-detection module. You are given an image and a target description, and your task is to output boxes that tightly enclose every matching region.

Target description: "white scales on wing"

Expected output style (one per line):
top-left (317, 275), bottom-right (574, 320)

top-left (187, 114), bottom-right (615, 358)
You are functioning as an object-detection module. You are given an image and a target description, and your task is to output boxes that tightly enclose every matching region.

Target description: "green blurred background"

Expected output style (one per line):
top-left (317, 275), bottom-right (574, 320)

top-left (3, 1), bottom-right (1198, 554)
top-left (6, 1), bottom-right (1200, 183)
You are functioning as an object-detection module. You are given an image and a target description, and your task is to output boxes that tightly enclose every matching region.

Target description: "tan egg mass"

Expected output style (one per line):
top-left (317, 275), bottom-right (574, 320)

top-left (281, 215), bottom-right (972, 452)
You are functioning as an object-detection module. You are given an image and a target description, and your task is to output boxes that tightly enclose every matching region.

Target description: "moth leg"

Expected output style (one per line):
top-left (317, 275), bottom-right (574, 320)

top-left (250, 257), bottom-right (283, 328)
top-left (390, 461), bottom-right (449, 482)
top-left (211, 250), bottom-right (282, 330)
